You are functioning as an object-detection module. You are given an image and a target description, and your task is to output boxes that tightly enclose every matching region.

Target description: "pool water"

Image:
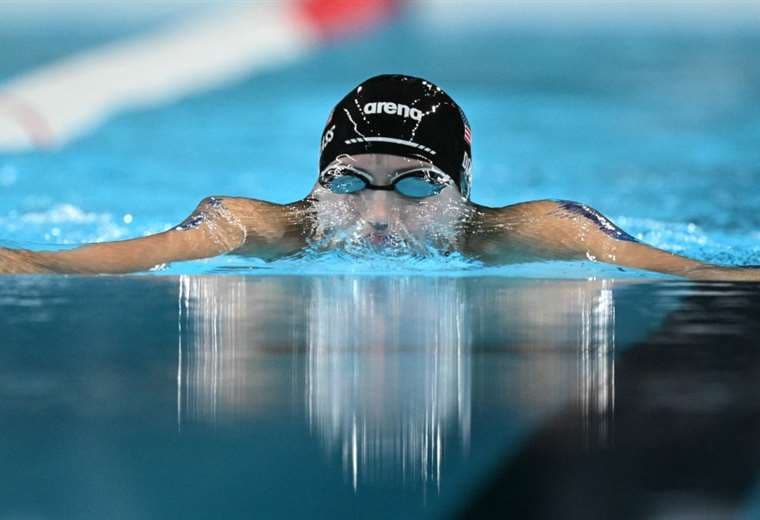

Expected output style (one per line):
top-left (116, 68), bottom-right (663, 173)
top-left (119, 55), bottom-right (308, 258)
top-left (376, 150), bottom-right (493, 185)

top-left (2, 275), bottom-right (760, 517)
top-left (0, 275), bottom-right (670, 517)
top-left (2, 6), bottom-right (760, 519)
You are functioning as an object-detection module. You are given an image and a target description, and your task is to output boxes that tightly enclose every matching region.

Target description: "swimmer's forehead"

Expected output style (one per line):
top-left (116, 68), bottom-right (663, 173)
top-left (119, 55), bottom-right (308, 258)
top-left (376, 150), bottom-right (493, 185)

top-left (330, 153), bottom-right (434, 172)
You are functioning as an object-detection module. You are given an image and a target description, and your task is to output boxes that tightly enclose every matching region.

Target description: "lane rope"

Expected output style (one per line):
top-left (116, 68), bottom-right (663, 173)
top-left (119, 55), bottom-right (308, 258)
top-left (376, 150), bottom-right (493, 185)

top-left (0, 0), bottom-right (397, 152)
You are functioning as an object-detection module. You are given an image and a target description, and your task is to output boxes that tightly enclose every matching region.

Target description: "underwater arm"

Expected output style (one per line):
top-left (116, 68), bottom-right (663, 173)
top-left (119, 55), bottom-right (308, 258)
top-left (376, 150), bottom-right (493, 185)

top-left (0, 197), bottom-right (299, 274)
top-left (467, 200), bottom-right (760, 281)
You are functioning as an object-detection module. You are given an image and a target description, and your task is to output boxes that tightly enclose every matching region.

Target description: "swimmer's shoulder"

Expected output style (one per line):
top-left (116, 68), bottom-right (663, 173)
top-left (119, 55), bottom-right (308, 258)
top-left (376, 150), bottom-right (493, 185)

top-left (467, 199), bottom-right (565, 223)
top-left (196, 195), bottom-right (308, 214)
top-left (460, 199), bottom-right (566, 260)
top-left (472, 198), bottom-right (620, 218)
top-left (466, 198), bottom-right (636, 244)
top-left (197, 196), bottom-right (312, 254)
top-left (464, 198), bottom-right (603, 239)
top-left (461, 199), bottom-right (606, 261)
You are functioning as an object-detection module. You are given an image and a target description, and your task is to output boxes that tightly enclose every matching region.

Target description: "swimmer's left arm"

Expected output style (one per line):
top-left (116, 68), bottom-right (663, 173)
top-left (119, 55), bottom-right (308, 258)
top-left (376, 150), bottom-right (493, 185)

top-left (0, 197), bottom-right (308, 274)
top-left (467, 200), bottom-right (760, 281)
top-left (6, 197), bottom-right (250, 274)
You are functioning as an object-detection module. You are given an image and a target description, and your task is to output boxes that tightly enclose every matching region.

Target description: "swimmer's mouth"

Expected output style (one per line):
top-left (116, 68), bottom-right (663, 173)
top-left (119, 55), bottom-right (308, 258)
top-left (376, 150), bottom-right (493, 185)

top-left (368, 232), bottom-right (390, 246)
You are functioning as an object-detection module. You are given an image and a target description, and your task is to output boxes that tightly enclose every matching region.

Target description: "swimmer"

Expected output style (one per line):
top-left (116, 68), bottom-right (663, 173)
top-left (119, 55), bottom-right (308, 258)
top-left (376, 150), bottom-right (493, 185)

top-left (1, 74), bottom-right (759, 280)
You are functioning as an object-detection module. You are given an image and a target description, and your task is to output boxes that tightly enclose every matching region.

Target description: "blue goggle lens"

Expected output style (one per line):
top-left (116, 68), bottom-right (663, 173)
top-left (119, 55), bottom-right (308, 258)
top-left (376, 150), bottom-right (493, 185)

top-left (324, 173), bottom-right (368, 194)
top-left (393, 173), bottom-right (445, 198)
top-left (321, 168), bottom-right (447, 199)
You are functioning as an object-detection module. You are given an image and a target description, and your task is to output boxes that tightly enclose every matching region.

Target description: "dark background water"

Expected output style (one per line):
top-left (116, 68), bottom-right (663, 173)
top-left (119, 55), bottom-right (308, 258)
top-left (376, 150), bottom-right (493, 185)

top-left (1, 275), bottom-right (760, 517)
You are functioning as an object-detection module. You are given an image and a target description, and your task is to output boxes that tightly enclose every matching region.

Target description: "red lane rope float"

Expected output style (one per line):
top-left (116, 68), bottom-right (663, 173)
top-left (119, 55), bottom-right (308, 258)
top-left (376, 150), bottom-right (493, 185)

top-left (295, 0), bottom-right (399, 39)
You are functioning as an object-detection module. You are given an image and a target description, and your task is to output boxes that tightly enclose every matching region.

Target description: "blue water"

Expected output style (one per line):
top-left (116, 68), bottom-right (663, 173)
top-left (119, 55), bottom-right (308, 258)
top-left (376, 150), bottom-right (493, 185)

top-left (1, 13), bottom-right (759, 273)
top-left (0, 274), bottom-right (666, 517)
top-left (3, 273), bottom-right (759, 518)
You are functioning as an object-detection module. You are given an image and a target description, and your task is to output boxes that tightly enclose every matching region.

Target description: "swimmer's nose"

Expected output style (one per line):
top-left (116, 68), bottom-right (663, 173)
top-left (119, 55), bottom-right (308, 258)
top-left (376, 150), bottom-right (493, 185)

top-left (364, 190), bottom-right (390, 229)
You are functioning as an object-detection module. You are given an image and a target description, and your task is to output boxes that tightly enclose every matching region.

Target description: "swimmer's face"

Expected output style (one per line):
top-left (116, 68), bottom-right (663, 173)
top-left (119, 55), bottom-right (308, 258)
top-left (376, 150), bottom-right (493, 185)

top-left (310, 153), bottom-right (468, 251)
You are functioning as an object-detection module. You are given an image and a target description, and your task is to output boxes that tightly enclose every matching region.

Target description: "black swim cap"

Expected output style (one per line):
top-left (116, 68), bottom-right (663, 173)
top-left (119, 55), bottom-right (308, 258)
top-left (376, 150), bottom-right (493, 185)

top-left (319, 74), bottom-right (473, 198)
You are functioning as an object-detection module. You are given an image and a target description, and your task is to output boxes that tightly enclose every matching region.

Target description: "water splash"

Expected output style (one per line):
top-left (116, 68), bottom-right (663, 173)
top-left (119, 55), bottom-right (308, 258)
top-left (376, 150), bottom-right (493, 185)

top-left (0, 203), bottom-right (129, 244)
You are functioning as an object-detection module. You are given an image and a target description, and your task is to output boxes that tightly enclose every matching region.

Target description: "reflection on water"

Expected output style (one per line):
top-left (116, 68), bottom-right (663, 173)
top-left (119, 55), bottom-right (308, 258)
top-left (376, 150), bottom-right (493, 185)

top-left (4, 276), bottom-right (754, 518)
top-left (177, 275), bottom-right (625, 491)
top-left (304, 277), bottom-right (472, 490)
top-left (580, 283), bottom-right (615, 447)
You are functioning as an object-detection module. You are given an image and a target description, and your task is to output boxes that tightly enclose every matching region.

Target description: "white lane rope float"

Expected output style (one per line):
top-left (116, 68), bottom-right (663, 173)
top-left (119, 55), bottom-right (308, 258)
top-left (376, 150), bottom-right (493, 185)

top-left (0, 0), bottom-right (396, 152)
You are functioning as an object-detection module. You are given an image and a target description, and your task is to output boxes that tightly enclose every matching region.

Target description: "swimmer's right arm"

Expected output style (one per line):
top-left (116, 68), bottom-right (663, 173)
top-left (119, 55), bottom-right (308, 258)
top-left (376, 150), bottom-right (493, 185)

top-left (0, 197), bottom-right (308, 274)
top-left (466, 200), bottom-right (760, 281)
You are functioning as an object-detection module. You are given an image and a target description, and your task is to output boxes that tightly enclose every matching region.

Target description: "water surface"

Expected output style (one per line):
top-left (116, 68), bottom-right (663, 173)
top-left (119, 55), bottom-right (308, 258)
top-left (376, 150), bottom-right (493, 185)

top-left (7, 275), bottom-right (758, 517)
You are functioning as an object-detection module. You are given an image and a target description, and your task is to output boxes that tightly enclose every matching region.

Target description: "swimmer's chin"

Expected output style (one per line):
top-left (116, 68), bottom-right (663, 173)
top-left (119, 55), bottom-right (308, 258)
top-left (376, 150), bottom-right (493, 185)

top-left (308, 231), bottom-right (432, 257)
top-left (366, 231), bottom-right (396, 247)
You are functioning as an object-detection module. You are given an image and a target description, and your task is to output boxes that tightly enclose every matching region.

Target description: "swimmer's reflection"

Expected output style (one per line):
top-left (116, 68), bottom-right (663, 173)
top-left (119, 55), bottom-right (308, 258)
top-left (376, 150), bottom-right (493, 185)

top-left (304, 276), bottom-right (472, 489)
top-left (176, 275), bottom-right (619, 488)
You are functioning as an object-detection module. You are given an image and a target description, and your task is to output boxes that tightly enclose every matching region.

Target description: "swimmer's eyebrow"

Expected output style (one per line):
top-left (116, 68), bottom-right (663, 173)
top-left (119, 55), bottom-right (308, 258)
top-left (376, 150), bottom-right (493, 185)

top-left (329, 163), bottom-right (399, 180)
top-left (330, 161), bottom-right (442, 183)
top-left (356, 163), bottom-right (438, 178)
top-left (327, 163), bottom-right (373, 180)
top-left (388, 166), bottom-right (453, 185)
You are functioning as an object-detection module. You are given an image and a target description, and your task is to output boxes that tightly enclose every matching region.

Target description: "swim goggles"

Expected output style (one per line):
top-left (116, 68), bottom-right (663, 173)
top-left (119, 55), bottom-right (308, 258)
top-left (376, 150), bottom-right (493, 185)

top-left (319, 164), bottom-right (452, 199)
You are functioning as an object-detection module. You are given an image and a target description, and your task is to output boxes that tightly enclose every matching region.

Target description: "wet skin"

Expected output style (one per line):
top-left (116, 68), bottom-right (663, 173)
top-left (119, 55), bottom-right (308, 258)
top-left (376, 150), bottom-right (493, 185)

top-left (1, 153), bottom-right (759, 281)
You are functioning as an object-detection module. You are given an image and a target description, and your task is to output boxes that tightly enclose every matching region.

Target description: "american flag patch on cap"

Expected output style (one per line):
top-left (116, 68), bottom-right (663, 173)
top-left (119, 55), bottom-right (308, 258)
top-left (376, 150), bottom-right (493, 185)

top-left (464, 124), bottom-right (472, 145)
